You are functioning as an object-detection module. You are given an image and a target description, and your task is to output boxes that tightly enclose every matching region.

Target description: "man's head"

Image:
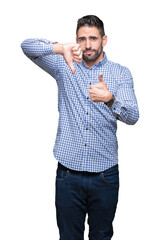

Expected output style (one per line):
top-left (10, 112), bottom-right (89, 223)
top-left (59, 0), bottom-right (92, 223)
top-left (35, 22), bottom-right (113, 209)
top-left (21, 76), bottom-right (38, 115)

top-left (76, 15), bottom-right (107, 66)
top-left (76, 15), bottom-right (105, 38)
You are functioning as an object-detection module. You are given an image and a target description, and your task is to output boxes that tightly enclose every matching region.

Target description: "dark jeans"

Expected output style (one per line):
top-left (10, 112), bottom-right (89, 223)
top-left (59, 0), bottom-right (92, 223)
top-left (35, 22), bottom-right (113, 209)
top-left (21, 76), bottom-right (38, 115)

top-left (55, 163), bottom-right (119, 240)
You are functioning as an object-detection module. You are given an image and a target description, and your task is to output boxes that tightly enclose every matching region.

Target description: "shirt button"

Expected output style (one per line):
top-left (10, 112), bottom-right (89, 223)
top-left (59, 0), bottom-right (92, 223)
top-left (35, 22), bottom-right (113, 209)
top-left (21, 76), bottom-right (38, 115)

top-left (85, 144), bottom-right (87, 147)
top-left (87, 97), bottom-right (89, 99)
top-left (86, 112), bottom-right (88, 115)
top-left (90, 82), bottom-right (91, 85)
top-left (86, 128), bottom-right (88, 130)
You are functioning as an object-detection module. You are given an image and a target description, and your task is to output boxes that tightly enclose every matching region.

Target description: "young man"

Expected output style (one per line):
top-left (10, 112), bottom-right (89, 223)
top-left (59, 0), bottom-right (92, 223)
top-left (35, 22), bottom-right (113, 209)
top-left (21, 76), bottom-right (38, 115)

top-left (21, 15), bottom-right (139, 240)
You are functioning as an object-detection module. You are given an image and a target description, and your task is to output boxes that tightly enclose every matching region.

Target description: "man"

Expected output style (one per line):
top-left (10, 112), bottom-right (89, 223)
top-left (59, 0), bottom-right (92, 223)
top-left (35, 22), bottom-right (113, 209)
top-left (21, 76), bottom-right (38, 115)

top-left (21, 15), bottom-right (139, 240)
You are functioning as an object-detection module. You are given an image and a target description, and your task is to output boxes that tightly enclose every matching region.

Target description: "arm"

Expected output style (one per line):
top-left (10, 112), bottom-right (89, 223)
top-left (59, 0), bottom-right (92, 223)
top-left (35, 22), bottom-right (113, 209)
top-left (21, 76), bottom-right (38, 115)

top-left (111, 67), bottom-right (139, 125)
top-left (21, 39), bottom-right (82, 76)
top-left (21, 38), bottom-right (59, 78)
top-left (88, 71), bottom-right (139, 125)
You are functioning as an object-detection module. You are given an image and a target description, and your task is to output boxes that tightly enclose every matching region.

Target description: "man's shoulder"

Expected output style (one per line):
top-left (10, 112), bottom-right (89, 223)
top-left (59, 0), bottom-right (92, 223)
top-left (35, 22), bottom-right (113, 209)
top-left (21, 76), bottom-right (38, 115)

top-left (107, 58), bottom-right (129, 76)
top-left (106, 58), bottom-right (133, 84)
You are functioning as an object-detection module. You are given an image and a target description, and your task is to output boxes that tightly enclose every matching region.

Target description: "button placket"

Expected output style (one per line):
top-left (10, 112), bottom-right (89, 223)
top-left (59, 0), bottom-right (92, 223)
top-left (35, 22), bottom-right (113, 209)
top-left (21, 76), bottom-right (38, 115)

top-left (84, 76), bottom-right (88, 147)
top-left (85, 71), bottom-right (91, 148)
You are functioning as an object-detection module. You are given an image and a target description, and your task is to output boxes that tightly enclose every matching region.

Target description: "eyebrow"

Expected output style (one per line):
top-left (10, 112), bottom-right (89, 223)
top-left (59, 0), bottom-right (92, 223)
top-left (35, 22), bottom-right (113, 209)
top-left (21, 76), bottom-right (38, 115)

top-left (77, 37), bottom-right (86, 40)
top-left (77, 36), bottom-right (98, 40)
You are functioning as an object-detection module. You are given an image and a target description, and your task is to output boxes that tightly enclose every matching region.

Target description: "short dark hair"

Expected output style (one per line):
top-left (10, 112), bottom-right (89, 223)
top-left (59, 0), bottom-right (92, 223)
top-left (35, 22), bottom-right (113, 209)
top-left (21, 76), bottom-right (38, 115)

top-left (76, 15), bottom-right (105, 37)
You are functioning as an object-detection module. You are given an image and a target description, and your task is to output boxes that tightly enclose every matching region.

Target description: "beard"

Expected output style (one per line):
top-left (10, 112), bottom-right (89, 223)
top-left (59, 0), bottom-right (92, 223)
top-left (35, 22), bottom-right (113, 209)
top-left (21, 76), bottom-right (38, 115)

top-left (82, 44), bottom-right (103, 62)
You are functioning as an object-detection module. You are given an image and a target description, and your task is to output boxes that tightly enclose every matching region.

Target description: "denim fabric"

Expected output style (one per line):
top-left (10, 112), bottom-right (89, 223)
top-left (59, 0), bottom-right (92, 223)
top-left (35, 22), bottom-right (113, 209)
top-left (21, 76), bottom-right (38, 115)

top-left (55, 163), bottom-right (119, 240)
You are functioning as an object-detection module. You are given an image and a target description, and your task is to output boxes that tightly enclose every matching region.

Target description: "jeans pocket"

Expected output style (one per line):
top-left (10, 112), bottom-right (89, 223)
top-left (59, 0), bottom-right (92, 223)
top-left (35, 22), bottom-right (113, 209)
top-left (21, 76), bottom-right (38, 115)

top-left (56, 168), bottom-right (70, 181)
top-left (101, 168), bottom-right (119, 185)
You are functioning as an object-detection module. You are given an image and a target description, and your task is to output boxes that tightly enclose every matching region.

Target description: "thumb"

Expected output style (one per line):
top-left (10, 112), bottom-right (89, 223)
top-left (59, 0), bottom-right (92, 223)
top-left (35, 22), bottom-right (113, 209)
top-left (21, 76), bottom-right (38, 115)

top-left (99, 73), bottom-right (104, 82)
top-left (69, 61), bottom-right (75, 74)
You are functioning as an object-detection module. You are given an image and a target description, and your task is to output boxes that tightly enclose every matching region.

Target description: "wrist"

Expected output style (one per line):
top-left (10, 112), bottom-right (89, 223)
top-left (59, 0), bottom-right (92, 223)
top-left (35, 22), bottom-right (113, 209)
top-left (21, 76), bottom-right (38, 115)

top-left (52, 43), bottom-right (64, 55)
top-left (103, 92), bottom-right (113, 103)
top-left (104, 93), bottom-right (115, 108)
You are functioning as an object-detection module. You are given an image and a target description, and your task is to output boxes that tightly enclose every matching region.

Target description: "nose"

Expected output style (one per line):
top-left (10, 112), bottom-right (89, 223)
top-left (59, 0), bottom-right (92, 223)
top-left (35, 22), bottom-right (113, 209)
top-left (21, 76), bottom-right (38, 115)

top-left (85, 39), bottom-right (91, 49)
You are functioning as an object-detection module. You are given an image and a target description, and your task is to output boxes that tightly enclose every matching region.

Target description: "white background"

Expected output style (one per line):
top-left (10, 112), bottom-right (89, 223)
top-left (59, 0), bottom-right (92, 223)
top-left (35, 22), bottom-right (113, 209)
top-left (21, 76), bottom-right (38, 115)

top-left (0, 0), bottom-right (160, 239)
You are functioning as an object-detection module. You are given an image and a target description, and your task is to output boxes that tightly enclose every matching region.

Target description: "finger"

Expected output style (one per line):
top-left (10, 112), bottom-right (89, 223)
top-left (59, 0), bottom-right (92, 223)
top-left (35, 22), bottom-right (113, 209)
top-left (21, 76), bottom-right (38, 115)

top-left (69, 62), bottom-right (75, 74)
top-left (73, 53), bottom-right (82, 61)
top-left (72, 44), bottom-right (80, 51)
top-left (73, 49), bottom-right (82, 62)
top-left (73, 56), bottom-right (82, 63)
top-left (91, 83), bottom-right (99, 88)
top-left (73, 51), bottom-right (82, 62)
top-left (99, 73), bottom-right (104, 82)
top-left (90, 85), bottom-right (95, 89)
top-left (90, 95), bottom-right (95, 101)
top-left (73, 48), bottom-right (82, 56)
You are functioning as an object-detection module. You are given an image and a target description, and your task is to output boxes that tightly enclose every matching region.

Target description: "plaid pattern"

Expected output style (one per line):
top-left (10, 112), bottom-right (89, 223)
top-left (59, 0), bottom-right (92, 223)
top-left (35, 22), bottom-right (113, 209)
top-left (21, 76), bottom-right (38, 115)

top-left (21, 39), bottom-right (139, 172)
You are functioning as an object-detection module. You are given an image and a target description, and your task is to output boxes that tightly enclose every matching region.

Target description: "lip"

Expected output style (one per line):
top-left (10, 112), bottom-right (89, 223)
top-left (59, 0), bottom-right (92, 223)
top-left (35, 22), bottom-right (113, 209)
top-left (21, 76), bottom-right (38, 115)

top-left (84, 51), bottom-right (94, 55)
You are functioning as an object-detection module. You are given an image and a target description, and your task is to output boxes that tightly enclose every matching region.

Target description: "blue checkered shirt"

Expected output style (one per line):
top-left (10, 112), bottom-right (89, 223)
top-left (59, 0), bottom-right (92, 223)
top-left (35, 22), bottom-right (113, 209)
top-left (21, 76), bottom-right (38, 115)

top-left (21, 38), bottom-right (139, 172)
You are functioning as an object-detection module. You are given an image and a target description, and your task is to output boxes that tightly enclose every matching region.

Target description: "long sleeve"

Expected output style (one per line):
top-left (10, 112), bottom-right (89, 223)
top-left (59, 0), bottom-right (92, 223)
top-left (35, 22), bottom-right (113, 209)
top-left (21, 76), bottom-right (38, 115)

top-left (21, 38), bottom-right (59, 79)
top-left (111, 67), bottom-right (139, 125)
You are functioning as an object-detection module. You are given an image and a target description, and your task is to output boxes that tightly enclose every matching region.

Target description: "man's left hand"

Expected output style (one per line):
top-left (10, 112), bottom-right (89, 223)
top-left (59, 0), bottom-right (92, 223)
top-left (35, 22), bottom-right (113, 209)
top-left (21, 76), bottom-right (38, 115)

top-left (89, 73), bottom-right (112, 103)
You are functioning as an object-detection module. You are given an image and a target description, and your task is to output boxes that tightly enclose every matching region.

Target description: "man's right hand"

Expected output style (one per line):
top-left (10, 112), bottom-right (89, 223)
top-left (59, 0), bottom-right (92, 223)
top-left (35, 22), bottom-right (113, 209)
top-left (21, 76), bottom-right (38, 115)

top-left (52, 43), bottom-right (82, 74)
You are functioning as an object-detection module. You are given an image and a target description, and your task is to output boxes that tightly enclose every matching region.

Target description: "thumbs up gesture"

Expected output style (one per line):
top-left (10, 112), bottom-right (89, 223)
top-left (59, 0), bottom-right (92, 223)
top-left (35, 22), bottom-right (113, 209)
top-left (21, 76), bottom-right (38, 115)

top-left (89, 73), bottom-right (113, 103)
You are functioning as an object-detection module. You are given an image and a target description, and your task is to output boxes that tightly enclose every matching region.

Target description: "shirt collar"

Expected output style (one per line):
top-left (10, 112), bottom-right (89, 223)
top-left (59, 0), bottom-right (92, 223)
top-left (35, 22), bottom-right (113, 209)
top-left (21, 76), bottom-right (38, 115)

top-left (81, 52), bottom-right (108, 69)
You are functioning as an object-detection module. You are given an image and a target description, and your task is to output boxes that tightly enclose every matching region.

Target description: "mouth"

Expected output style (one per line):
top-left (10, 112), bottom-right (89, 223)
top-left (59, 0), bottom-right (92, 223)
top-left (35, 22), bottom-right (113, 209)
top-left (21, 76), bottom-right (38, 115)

top-left (84, 50), bottom-right (95, 55)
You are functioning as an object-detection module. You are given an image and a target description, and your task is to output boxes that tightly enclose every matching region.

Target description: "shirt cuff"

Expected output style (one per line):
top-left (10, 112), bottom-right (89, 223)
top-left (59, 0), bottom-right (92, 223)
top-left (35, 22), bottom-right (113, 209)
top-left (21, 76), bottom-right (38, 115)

top-left (111, 99), bottom-right (128, 121)
top-left (46, 40), bottom-right (57, 55)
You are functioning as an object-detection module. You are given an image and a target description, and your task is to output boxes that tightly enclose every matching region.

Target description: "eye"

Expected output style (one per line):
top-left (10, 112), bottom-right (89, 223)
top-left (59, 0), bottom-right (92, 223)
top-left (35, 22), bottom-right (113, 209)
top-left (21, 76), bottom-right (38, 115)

top-left (78, 37), bottom-right (85, 43)
top-left (91, 37), bottom-right (97, 41)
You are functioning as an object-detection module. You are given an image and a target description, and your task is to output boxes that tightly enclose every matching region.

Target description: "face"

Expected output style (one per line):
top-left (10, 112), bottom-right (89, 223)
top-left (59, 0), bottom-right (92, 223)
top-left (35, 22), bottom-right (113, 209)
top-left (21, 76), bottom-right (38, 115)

top-left (76, 26), bottom-right (107, 66)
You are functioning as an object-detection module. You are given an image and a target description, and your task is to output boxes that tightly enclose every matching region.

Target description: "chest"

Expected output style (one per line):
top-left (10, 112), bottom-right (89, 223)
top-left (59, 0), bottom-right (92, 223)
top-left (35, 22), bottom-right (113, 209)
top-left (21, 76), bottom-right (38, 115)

top-left (61, 66), bottom-right (119, 99)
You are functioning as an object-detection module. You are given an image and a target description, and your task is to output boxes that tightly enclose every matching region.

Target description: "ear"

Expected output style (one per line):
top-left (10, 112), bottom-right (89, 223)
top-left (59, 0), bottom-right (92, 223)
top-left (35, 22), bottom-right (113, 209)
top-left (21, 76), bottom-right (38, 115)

top-left (102, 35), bottom-right (107, 47)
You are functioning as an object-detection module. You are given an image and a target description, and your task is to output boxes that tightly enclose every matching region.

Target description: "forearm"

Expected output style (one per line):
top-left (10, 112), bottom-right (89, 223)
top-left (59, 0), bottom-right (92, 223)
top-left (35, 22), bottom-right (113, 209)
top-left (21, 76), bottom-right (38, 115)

top-left (21, 38), bottom-right (55, 59)
top-left (112, 100), bottom-right (139, 125)
top-left (21, 38), bottom-right (62, 78)
top-left (21, 39), bottom-right (82, 75)
top-left (110, 67), bottom-right (139, 125)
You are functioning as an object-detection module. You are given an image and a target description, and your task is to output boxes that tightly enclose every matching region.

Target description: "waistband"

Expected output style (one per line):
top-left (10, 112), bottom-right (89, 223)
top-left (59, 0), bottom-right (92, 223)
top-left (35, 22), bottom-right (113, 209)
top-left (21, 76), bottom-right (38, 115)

top-left (58, 162), bottom-right (118, 175)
